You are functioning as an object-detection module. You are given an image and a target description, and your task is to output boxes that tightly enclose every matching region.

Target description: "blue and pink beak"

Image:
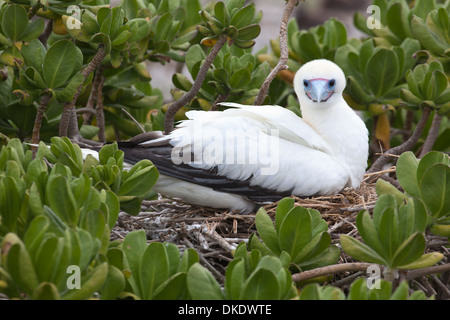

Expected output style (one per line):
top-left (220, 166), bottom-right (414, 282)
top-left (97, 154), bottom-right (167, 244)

top-left (303, 78), bottom-right (336, 103)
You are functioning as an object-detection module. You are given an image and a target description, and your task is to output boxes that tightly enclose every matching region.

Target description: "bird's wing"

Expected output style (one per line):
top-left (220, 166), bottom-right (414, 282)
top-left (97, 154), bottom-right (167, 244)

top-left (120, 104), bottom-right (345, 202)
top-left (117, 132), bottom-right (291, 203)
top-left (185, 102), bottom-right (333, 154)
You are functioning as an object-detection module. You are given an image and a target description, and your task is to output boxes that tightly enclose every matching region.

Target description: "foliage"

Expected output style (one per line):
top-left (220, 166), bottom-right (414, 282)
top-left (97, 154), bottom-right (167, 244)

top-left (248, 198), bottom-right (340, 272)
top-left (340, 193), bottom-right (443, 272)
top-left (299, 278), bottom-right (429, 300)
top-left (111, 230), bottom-right (198, 300)
top-left (187, 242), bottom-right (297, 300)
top-left (395, 151), bottom-right (450, 236)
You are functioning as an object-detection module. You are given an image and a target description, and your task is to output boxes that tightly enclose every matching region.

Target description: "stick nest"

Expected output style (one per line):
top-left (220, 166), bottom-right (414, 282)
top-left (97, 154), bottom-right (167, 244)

top-left (111, 179), bottom-right (378, 283)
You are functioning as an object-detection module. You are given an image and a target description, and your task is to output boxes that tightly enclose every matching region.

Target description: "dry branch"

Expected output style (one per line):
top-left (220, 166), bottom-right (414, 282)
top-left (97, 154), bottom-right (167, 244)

top-left (164, 35), bottom-right (228, 134)
top-left (254, 0), bottom-right (298, 105)
top-left (367, 107), bottom-right (432, 174)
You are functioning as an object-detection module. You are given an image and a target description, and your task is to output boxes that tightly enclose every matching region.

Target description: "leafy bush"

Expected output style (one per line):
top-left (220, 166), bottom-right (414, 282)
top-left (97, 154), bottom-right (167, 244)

top-left (0, 0), bottom-right (450, 301)
top-left (299, 278), bottom-right (429, 300)
top-left (249, 198), bottom-right (340, 272)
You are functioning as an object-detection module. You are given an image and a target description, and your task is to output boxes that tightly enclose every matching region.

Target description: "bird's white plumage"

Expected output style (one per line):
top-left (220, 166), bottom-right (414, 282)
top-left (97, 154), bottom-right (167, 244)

top-left (146, 59), bottom-right (369, 213)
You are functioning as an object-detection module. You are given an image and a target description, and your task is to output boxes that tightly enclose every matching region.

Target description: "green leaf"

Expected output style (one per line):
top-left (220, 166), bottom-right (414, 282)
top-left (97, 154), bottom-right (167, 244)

top-left (24, 215), bottom-right (50, 256)
top-left (1, 4), bottom-right (28, 41)
top-left (21, 39), bottom-right (46, 75)
top-left (32, 282), bottom-right (60, 300)
top-left (278, 206), bottom-right (311, 258)
top-left (214, 1), bottom-right (230, 27)
top-left (46, 175), bottom-right (79, 226)
top-left (230, 4), bottom-right (256, 29)
top-left (229, 68), bottom-right (251, 88)
top-left (100, 265), bottom-right (125, 300)
top-left (365, 48), bottom-right (399, 98)
top-left (340, 234), bottom-right (386, 265)
top-left (224, 258), bottom-right (245, 300)
top-left (298, 32), bottom-right (322, 62)
top-left (396, 151), bottom-right (420, 197)
top-left (418, 163), bottom-right (450, 219)
top-left (398, 252), bottom-right (443, 269)
top-left (118, 160), bottom-right (159, 197)
top-left (254, 207), bottom-right (280, 254)
top-left (153, 273), bottom-right (188, 300)
top-left (411, 15), bottom-right (447, 55)
top-left (274, 197), bottom-right (295, 233)
top-left (2, 234), bottom-right (39, 296)
top-left (20, 18), bottom-right (45, 42)
top-left (43, 40), bottom-right (83, 89)
top-left (391, 233), bottom-right (426, 267)
top-left (187, 263), bottom-right (224, 300)
top-left (237, 24), bottom-right (261, 41)
top-left (122, 230), bottom-right (148, 297)
top-left (240, 268), bottom-right (280, 300)
top-left (140, 242), bottom-right (169, 299)
top-left (386, 2), bottom-right (412, 40)
top-left (62, 262), bottom-right (108, 300)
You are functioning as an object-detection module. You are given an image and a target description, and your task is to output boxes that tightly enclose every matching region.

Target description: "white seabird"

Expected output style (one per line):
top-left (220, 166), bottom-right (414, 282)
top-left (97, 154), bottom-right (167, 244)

top-left (116, 59), bottom-right (369, 213)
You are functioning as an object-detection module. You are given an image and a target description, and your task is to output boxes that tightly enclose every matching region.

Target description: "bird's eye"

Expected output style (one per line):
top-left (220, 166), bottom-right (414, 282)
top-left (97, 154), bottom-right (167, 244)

top-left (303, 80), bottom-right (309, 87)
top-left (328, 79), bottom-right (336, 88)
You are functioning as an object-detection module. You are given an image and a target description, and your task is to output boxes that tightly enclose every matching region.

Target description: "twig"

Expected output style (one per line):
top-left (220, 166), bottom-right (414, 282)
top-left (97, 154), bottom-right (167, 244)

top-left (95, 72), bottom-right (106, 143)
top-left (253, 0), bottom-right (298, 105)
top-left (211, 93), bottom-right (229, 111)
top-left (403, 109), bottom-right (414, 142)
top-left (291, 263), bottom-right (379, 282)
top-left (38, 19), bottom-right (53, 48)
top-left (164, 35), bottom-right (228, 134)
top-left (183, 237), bottom-right (225, 283)
top-left (31, 92), bottom-right (52, 157)
top-left (59, 44), bottom-right (106, 138)
top-left (121, 108), bottom-right (145, 134)
top-left (367, 107), bottom-right (432, 174)
top-left (83, 64), bottom-right (106, 124)
top-left (419, 111), bottom-right (442, 158)
top-left (405, 263), bottom-right (450, 281)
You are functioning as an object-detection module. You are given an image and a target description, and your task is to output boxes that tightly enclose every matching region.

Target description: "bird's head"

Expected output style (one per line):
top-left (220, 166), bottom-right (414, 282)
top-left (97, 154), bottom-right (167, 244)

top-left (294, 59), bottom-right (346, 110)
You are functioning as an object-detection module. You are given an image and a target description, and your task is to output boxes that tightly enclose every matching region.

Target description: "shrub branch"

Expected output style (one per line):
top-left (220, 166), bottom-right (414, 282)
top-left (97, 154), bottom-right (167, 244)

top-left (31, 91), bottom-right (52, 156)
top-left (419, 111), bottom-right (442, 158)
top-left (164, 35), bottom-right (227, 134)
top-left (367, 107), bottom-right (432, 174)
top-left (59, 44), bottom-right (106, 138)
top-left (253, 0), bottom-right (298, 105)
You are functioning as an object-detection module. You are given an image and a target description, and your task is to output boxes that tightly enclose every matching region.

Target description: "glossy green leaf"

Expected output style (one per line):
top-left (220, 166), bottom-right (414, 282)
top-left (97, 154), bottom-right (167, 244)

top-left (187, 263), bottom-right (224, 300)
top-left (230, 4), bottom-right (256, 29)
top-left (140, 242), bottom-right (169, 299)
top-left (62, 262), bottom-right (108, 300)
top-left (1, 4), bottom-right (28, 41)
top-left (365, 48), bottom-right (399, 98)
top-left (46, 175), bottom-right (79, 226)
top-left (340, 234), bottom-right (386, 265)
top-left (278, 206), bottom-right (311, 258)
top-left (418, 163), bottom-right (450, 219)
top-left (391, 233), bottom-right (426, 267)
top-left (396, 151), bottom-right (420, 198)
top-left (43, 40), bottom-right (83, 89)
top-left (153, 273), bottom-right (188, 300)
top-left (2, 234), bottom-right (38, 296)
top-left (241, 268), bottom-right (280, 300)
top-left (254, 207), bottom-right (280, 254)
top-left (224, 258), bottom-right (245, 300)
top-left (21, 39), bottom-right (46, 75)
top-left (122, 230), bottom-right (147, 297)
top-left (356, 210), bottom-right (384, 255)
